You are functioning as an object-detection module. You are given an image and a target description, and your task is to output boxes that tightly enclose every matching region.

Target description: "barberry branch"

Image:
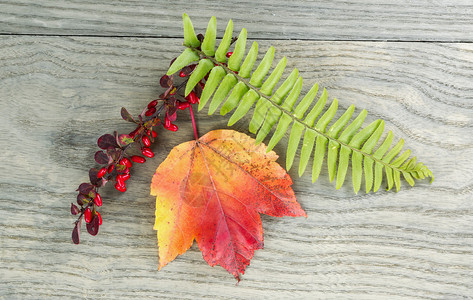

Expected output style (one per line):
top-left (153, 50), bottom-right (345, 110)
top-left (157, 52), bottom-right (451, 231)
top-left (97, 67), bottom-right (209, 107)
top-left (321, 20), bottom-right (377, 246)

top-left (71, 58), bottom-right (206, 244)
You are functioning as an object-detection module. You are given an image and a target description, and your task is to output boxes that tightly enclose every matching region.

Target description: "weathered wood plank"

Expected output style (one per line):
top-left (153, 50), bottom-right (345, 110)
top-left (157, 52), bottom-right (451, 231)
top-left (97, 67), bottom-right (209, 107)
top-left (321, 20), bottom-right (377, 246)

top-left (1, 36), bottom-right (472, 299)
top-left (1, 0), bottom-right (473, 41)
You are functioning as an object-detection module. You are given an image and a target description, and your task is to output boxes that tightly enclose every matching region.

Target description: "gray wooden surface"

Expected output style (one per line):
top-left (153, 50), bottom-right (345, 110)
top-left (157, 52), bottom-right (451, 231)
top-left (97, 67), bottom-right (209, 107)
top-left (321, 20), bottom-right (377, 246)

top-left (1, 1), bottom-right (472, 299)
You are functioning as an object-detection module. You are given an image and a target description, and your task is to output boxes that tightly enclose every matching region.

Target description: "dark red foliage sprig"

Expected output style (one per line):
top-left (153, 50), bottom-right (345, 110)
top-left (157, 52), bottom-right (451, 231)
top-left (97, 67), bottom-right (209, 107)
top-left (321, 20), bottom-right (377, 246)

top-left (71, 57), bottom-right (206, 244)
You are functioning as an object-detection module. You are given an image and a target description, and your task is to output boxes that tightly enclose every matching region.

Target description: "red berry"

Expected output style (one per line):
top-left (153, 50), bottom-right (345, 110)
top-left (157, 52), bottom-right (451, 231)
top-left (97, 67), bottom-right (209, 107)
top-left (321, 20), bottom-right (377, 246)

top-left (107, 164), bottom-right (115, 174)
top-left (186, 91), bottom-right (199, 104)
top-left (141, 147), bottom-right (154, 158)
top-left (179, 70), bottom-right (186, 77)
top-left (166, 124), bottom-right (178, 132)
top-left (84, 207), bottom-right (92, 223)
top-left (120, 158), bottom-right (132, 168)
top-left (147, 99), bottom-right (158, 109)
top-left (142, 135), bottom-right (151, 147)
top-left (94, 193), bottom-right (102, 207)
top-left (115, 176), bottom-right (126, 192)
top-left (131, 155), bottom-right (146, 163)
top-left (164, 115), bottom-right (171, 128)
top-left (120, 173), bottom-right (131, 181)
top-left (176, 100), bottom-right (190, 110)
top-left (117, 173), bottom-right (130, 181)
top-left (151, 130), bottom-right (158, 138)
top-left (117, 175), bottom-right (125, 185)
top-left (145, 107), bottom-right (156, 116)
top-left (96, 211), bottom-right (102, 225)
top-left (115, 183), bottom-right (126, 192)
top-left (226, 51), bottom-right (233, 58)
top-left (97, 167), bottom-right (107, 178)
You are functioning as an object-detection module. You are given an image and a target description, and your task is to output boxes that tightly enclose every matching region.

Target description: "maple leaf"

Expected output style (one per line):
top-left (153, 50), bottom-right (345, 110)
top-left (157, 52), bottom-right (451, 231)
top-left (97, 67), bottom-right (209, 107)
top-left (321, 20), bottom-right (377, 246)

top-left (151, 129), bottom-right (306, 280)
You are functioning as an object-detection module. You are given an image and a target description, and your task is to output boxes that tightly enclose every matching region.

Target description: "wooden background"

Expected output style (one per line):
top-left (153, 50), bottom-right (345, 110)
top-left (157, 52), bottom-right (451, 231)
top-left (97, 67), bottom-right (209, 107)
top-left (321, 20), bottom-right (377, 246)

top-left (1, 1), bottom-right (472, 299)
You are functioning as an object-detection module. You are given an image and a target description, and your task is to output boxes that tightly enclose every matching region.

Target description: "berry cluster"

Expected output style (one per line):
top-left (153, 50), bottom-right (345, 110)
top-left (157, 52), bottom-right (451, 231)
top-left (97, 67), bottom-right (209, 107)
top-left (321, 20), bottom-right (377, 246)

top-left (71, 114), bottom-right (160, 243)
top-left (71, 59), bottom-right (206, 244)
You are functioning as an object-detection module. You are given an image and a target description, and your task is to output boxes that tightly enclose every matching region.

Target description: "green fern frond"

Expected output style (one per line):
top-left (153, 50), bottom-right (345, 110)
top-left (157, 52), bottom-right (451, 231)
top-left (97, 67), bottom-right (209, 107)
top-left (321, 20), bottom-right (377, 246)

top-left (167, 14), bottom-right (434, 193)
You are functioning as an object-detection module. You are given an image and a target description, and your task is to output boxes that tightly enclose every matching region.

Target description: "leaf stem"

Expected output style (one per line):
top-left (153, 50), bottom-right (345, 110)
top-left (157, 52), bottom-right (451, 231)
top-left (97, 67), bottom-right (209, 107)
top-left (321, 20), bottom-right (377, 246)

top-left (189, 104), bottom-right (199, 140)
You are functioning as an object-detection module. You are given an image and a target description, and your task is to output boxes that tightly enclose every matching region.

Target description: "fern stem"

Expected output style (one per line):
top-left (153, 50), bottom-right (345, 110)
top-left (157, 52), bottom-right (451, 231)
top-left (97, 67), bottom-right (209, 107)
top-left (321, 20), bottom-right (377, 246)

top-left (190, 46), bottom-right (408, 174)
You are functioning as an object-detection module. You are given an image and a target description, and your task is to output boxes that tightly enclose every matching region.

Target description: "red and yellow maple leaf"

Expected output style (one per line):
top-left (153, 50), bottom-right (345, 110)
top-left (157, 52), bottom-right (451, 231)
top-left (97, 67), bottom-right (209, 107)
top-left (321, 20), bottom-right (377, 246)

top-left (150, 129), bottom-right (306, 280)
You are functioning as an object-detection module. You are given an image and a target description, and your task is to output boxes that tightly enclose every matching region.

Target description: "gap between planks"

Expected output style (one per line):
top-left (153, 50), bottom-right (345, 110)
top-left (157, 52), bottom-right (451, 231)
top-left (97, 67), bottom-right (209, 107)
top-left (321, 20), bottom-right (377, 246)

top-left (1, 33), bottom-right (472, 43)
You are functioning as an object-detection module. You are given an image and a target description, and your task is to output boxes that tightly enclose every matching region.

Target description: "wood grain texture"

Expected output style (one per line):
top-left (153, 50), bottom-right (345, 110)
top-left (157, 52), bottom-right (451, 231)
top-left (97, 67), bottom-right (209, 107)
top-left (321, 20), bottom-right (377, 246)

top-left (1, 35), bottom-right (472, 299)
top-left (1, 0), bottom-right (473, 41)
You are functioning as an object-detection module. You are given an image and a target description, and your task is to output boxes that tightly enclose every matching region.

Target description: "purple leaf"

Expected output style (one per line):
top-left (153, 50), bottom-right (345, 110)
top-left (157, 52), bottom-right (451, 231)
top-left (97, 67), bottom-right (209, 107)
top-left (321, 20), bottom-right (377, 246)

top-left (166, 96), bottom-right (177, 122)
top-left (94, 151), bottom-right (109, 165)
top-left (160, 75), bottom-right (173, 88)
top-left (86, 216), bottom-right (99, 236)
top-left (72, 220), bottom-right (81, 244)
top-left (197, 33), bottom-right (204, 42)
top-left (166, 109), bottom-right (177, 122)
top-left (180, 65), bottom-right (194, 77)
top-left (77, 183), bottom-right (93, 195)
top-left (121, 107), bottom-right (136, 123)
top-left (107, 148), bottom-right (121, 161)
top-left (113, 131), bottom-right (119, 147)
top-left (194, 81), bottom-right (203, 98)
top-left (77, 194), bottom-right (86, 205)
top-left (71, 203), bottom-right (80, 215)
top-left (118, 134), bottom-right (134, 147)
top-left (87, 190), bottom-right (96, 199)
top-left (97, 134), bottom-right (118, 150)
top-left (89, 168), bottom-right (100, 186)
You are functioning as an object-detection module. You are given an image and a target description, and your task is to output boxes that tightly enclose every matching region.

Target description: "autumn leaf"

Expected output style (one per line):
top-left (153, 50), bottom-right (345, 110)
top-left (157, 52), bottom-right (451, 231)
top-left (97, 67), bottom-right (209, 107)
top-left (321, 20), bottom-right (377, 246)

top-left (150, 129), bottom-right (306, 280)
